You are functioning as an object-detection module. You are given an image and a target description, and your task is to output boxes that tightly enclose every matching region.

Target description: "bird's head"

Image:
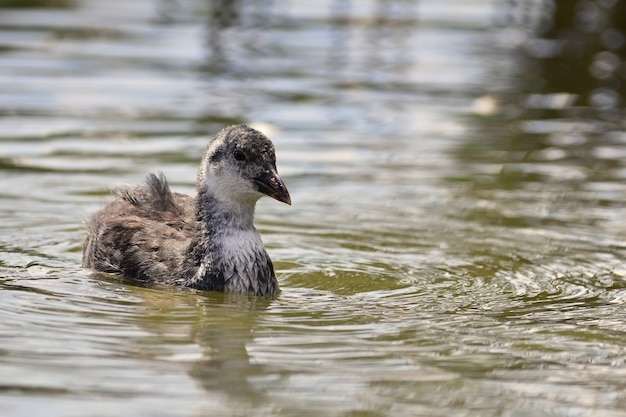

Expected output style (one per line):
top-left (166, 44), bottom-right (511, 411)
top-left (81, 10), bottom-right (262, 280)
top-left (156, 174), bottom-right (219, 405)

top-left (199, 124), bottom-right (291, 208)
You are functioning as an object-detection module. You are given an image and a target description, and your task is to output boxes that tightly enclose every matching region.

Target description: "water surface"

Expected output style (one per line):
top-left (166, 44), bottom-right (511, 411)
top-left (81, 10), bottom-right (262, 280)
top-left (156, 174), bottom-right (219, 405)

top-left (1, 1), bottom-right (626, 416)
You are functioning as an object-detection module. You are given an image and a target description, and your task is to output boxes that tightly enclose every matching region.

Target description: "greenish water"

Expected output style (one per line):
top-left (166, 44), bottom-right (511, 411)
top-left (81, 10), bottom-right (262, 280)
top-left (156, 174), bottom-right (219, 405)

top-left (1, 1), bottom-right (626, 416)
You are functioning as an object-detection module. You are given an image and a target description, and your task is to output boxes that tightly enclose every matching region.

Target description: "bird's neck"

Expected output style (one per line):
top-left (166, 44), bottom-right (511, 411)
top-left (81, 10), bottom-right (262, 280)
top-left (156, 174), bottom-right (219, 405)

top-left (197, 187), bottom-right (257, 233)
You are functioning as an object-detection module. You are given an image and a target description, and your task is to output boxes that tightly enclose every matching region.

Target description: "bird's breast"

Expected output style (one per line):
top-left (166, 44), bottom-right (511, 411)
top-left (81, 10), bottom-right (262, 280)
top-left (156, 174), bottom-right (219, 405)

top-left (217, 229), bottom-right (270, 290)
top-left (218, 229), bottom-right (265, 261)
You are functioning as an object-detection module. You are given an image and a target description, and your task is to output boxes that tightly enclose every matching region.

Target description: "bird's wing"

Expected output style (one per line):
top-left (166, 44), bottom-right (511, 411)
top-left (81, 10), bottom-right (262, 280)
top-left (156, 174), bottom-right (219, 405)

top-left (83, 173), bottom-right (197, 283)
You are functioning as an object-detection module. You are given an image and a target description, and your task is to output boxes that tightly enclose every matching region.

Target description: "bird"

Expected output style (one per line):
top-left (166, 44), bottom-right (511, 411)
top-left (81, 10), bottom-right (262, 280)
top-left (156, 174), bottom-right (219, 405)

top-left (82, 124), bottom-right (291, 297)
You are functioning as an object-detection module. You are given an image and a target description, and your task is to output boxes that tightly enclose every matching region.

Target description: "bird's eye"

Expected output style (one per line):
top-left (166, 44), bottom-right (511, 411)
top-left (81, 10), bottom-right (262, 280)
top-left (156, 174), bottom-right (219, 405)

top-left (233, 150), bottom-right (246, 162)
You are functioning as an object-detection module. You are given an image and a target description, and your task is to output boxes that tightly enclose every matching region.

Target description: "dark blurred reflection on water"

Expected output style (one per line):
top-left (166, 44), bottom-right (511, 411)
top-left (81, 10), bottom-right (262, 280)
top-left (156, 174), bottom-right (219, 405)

top-left (1, 1), bottom-right (626, 416)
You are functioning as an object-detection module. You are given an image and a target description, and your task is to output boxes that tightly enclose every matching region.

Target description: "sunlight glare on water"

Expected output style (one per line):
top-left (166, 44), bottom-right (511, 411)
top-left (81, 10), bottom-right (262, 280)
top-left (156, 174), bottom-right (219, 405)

top-left (1, 1), bottom-right (626, 416)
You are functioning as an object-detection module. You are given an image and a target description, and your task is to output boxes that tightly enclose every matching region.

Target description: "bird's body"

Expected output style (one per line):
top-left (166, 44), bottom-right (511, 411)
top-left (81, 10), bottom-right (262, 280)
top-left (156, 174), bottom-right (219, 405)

top-left (82, 125), bottom-right (291, 297)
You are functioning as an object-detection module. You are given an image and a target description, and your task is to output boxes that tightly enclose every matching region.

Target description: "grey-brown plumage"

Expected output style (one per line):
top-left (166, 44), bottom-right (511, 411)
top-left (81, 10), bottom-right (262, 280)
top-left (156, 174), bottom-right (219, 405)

top-left (82, 124), bottom-right (291, 297)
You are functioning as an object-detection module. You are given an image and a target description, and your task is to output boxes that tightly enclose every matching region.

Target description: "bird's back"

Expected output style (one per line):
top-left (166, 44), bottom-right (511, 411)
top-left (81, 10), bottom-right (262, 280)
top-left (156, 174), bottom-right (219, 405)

top-left (82, 173), bottom-right (196, 283)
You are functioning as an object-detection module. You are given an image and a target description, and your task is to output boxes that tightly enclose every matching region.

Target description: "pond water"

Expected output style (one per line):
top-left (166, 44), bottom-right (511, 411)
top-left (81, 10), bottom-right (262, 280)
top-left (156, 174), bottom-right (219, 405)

top-left (1, 1), bottom-right (626, 416)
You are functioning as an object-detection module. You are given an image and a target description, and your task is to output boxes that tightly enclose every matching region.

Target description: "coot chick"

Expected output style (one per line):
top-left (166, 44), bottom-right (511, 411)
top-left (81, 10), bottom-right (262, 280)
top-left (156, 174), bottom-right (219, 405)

top-left (82, 124), bottom-right (291, 297)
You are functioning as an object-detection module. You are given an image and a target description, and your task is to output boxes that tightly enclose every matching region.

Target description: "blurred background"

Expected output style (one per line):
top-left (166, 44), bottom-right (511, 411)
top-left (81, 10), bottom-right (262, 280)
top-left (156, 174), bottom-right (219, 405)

top-left (1, 1), bottom-right (626, 416)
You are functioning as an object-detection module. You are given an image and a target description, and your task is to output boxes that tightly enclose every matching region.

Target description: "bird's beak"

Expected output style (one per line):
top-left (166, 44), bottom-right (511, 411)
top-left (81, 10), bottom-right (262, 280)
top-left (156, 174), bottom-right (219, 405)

top-left (254, 168), bottom-right (291, 205)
